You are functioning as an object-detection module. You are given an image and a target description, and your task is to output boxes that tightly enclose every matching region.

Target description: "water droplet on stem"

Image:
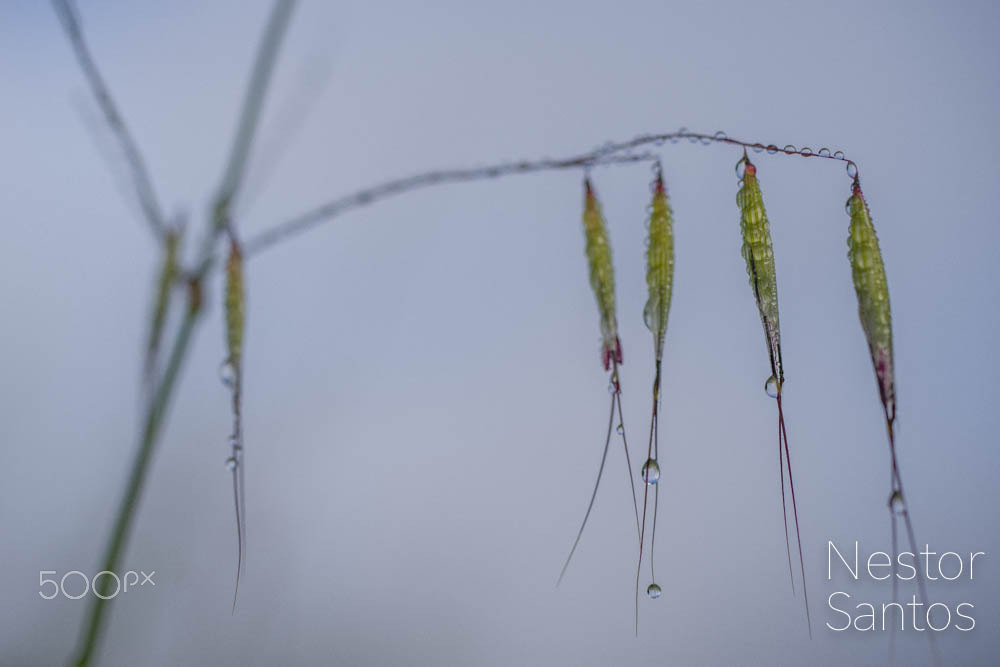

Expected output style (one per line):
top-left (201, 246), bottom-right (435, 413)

top-left (219, 359), bottom-right (237, 388)
top-left (641, 459), bottom-right (660, 485)
top-left (889, 490), bottom-right (905, 514)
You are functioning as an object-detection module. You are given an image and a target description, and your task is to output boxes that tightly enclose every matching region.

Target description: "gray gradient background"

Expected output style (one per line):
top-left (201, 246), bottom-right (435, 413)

top-left (2, 1), bottom-right (999, 665)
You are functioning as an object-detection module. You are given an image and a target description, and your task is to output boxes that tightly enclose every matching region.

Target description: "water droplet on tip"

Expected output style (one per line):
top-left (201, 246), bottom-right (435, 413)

top-left (616, 424), bottom-right (624, 435)
top-left (225, 456), bottom-right (238, 472)
top-left (647, 583), bottom-right (662, 599)
top-left (765, 376), bottom-right (779, 398)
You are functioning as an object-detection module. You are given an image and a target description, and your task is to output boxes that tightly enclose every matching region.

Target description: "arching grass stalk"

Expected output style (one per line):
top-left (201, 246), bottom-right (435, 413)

top-left (56, 2), bottom-right (907, 658)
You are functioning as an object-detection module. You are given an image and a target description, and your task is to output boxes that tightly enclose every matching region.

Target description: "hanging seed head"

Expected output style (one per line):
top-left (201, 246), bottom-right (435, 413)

top-left (643, 170), bottom-right (674, 361)
top-left (225, 238), bottom-right (245, 368)
top-left (582, 178), bottom-right (621, 370)
top-left (846, 183), bottom-right (895, 422)
top-left (737, 159), bottom-right (783, 384)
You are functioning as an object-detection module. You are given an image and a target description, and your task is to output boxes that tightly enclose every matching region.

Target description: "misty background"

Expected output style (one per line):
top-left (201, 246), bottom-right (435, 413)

top-left (2, 0), bottom-right (999, 665)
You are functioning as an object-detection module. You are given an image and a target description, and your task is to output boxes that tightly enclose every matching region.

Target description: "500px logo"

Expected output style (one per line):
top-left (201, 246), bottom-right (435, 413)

top-left (39, 570), bottom-right (155, 600)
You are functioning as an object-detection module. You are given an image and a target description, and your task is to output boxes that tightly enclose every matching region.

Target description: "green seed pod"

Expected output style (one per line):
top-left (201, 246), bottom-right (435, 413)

top-left (846, 183), bottom-right (894, 422)
top-left (736, 158), bottom-right (812, 631)
top-left (225, 238), bottom-right (245, 368)
top-left (737, 160), bottom-right (783, 384)
top-left (582, 178), bottom-right (621, 369)
top-left (643, 171), bottom-right (674, 362)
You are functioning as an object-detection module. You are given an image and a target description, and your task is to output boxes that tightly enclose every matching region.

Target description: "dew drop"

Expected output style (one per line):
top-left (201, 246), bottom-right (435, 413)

top-left (846, 161), bottom-right (858, 179)
top-left (764, 376), bottom-right (779, 398)
top-left (646, 583), bottom-right (662, 599)
top-left (643, 298), bottom-right (659, 332)
top-left (766, 145), bottom-right (779, 155)
top-left (800, 146), bottom-right (813, 156)
top-left (818, 147), bottom-right (831, 157)
top-left (833, 150), bottom-right (845, 159)
top-left (888, 490), bottom-right (905, 514)
top-left (219, 359), bottom-right (236, 388)
top-left (608, 380), bottom-right (617, 394)
top-left (783, 144), bottom-right (797, 155)
top-left (225, 456), bottom-right (238, 472)
top-left (616, 423), bottom-right (624, 435)
top-left (751, 143), bottom-right (765, 153)
top-left (641, 459), bottom-right (660, 485)
top-left (734, 159), bottom-right (747, 179)
top-left (713, 130), bottom-right (728, 141)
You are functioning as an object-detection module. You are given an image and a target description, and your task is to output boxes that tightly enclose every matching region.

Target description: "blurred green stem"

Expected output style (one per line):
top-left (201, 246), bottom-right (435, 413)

top-left (72, 306), bottom-right (199, 667)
